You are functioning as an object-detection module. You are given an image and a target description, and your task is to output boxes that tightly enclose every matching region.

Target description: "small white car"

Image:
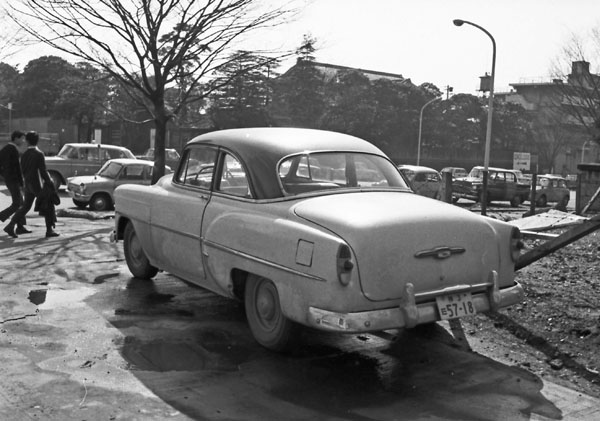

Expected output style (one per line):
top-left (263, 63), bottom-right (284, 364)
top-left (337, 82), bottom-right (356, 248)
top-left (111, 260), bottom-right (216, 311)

top-left (111, 128), bottom-right (524, 351)
top-left (67, 159), bottom-right (162, 211)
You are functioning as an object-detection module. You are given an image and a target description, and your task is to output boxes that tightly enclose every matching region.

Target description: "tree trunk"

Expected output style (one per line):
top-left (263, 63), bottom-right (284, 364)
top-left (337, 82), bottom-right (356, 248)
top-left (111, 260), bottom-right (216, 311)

top-left (151, 111), bottom-right (168, 184)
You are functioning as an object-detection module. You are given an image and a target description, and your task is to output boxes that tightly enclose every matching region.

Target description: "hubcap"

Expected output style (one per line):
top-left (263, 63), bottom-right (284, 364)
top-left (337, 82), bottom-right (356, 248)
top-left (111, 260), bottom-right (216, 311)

top-left (256, 282), bottom-right (278, 328)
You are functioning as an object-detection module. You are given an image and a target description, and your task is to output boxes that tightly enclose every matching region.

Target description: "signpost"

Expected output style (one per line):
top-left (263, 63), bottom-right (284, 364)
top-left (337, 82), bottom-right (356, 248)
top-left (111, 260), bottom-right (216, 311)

top-left (513, 152), bottom-right (530, 171)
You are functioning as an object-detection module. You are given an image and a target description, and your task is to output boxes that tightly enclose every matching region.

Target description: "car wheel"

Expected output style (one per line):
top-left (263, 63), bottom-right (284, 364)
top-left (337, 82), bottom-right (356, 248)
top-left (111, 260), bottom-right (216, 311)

top-left (89, 193), bottom-right (112, 211)
top-left (557, 195), bottom-right (569, 209)
top-left (49, 172), bottom-right (62, 190)
top-left (510, 195), bottom-right (522, 207)
top-left (123, 222), bottom-right (158, 279)
top-left (536, 195), bottom-right (547, 207)
top-left (245, 274), bottom-right (296, 352)
top-left (72, 199), bottom-right (88, 209)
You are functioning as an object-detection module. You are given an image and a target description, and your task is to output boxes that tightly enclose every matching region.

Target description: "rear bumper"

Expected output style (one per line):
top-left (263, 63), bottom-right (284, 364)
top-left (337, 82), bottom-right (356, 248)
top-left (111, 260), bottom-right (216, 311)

top-left (307, 272), bottom-right (523, 332)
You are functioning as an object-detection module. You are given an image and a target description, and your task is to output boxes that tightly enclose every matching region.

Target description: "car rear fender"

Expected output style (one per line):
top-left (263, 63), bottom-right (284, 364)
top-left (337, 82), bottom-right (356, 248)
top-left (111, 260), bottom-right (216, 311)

top-left (201, 199), bottom-right (370, 321)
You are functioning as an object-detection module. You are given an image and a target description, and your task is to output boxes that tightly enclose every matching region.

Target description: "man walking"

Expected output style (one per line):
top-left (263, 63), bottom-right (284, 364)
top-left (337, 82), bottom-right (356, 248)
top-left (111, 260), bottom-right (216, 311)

top-left (4, 131), bottom-right (59, 238)
top-left (0, 130), bottom-right (32, 235)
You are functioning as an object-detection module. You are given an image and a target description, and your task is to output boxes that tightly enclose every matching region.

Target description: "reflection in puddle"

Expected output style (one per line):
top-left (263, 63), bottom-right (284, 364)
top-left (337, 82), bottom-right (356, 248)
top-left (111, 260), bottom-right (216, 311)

top-left (121, 329), bottom-right (252, 372)
top-left (27, 287), bottom-right (96, 309)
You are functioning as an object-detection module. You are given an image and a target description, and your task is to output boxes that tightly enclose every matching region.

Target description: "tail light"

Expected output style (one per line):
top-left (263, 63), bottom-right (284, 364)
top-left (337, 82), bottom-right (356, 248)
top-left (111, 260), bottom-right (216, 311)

top-left (510, 227), bottom-right (524, 262)
top-left (337, 244), bottom-right (354, 286)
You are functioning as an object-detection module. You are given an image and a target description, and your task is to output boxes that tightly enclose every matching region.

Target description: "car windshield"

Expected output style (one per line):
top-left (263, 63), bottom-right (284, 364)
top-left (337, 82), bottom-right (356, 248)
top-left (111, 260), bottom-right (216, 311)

top-left (278, 152), bottom-right (409, 195)
top-left (57, 145), bottom-right (79, 159)
top-left (468, 167), bottom-right (484, 179)
top-left (97, 161), bottom-right (123, 178)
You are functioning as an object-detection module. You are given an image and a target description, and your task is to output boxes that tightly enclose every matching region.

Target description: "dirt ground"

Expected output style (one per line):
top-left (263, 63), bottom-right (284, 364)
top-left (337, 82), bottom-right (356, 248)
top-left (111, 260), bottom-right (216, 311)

top-left (459, 229), bottom-right (600, 399)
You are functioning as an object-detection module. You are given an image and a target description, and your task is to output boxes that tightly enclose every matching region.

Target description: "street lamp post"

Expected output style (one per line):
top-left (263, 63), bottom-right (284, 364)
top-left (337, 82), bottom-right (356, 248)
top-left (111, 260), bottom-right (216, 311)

top-left (417, 97), bottom-right (440, 166)
top-left (454, 18), bottom-right (496, 216)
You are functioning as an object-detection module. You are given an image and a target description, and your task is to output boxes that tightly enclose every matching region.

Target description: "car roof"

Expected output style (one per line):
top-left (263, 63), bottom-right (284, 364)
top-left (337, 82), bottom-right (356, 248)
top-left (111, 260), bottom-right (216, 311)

top-left (187, 128), bottom-right (387, 199)
top-left (539, 174), bottom-right (566, 180)
top-left (397, 164), bottom-right (439, 173)
top-left (65, 143), bottom-right (129, 150)
top-left (471, 166), bottom-right (518, 172)
top-left (107, 158), bottom-right (153, 166)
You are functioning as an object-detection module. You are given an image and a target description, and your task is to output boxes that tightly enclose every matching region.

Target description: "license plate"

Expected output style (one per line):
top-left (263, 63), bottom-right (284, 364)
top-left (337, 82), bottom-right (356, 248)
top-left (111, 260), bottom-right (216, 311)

top-left (436, 292), bottom-right (476, 320)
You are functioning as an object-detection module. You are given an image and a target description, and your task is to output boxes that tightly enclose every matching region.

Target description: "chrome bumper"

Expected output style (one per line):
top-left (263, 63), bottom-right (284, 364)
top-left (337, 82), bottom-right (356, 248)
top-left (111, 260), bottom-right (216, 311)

top-left (308, 272), bottom-right (523, 332)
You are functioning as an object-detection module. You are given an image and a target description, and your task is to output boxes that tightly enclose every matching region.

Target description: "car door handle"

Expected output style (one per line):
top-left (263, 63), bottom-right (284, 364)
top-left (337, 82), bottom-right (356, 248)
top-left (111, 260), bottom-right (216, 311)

top-left (199, 194), bottom-right (209, 200)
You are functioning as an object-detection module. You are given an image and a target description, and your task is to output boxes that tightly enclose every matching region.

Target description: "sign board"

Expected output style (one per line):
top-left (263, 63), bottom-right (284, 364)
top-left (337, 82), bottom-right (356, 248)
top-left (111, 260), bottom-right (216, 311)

top-left (92, 129), bottom-right (102, 144)
top-left (513, 152), bottom-right (530, 171)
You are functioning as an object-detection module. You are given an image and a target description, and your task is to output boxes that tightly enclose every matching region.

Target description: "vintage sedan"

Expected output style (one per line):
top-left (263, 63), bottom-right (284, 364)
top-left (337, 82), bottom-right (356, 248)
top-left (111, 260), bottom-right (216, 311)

top-left (111, 128), bottom-right (524, 351)
top-left (532, 174), bottom-right (570, 207)
top-left (67, 158), bottom-right (164, 211)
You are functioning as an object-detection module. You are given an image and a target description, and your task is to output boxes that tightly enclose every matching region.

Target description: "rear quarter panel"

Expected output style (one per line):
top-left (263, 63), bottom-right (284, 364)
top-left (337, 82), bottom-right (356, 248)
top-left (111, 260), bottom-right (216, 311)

top-left (201, 195), bottom-right (370, 323)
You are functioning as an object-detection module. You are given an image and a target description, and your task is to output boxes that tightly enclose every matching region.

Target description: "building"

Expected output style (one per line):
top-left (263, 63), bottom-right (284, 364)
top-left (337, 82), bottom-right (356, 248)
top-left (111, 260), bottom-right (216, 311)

top-left (497, 61), bottom-right (599, 174)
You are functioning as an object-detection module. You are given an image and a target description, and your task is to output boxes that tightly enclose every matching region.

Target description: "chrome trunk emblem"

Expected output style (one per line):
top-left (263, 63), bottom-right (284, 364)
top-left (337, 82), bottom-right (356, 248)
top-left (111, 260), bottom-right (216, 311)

top-left (415, 246), bottom-right (465, 260)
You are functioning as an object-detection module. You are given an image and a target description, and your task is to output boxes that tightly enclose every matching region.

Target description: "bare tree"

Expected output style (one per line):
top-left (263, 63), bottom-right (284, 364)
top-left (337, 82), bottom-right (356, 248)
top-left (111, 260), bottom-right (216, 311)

top-left (550, 32), bottom-right (600, 145)
top-left (7, 0), bottom-right (296, 180)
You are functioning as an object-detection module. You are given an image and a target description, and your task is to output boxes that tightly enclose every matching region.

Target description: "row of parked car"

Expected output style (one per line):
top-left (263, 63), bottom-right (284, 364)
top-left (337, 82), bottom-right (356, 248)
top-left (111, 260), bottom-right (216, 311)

top-left (397, 164), bottom-right (571, 208)
top-left (45, 143), bottom-right (180, 211)
top-left (45, 142), bottom-right (571, 212)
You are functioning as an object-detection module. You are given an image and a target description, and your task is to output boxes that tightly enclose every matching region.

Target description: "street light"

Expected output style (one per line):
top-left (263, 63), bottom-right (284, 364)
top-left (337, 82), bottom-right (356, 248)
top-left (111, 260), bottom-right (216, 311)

top-left (417, 97), bottom-right (440, 166)
top-left (454, 18), bottom-right (496, 216)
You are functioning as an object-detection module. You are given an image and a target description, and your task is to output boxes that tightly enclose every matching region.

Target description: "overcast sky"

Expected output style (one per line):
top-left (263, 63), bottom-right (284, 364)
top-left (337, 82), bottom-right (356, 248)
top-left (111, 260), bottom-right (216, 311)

top-left (257, 0), bottom-right (600, 94)
top-left (7, 0), bottom-right (600, 96)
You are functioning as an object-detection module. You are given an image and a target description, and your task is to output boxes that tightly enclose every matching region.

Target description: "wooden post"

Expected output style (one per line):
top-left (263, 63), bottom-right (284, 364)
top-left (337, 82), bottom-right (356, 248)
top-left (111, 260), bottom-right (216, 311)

top-left (529, 173), bottom-right (537, 215)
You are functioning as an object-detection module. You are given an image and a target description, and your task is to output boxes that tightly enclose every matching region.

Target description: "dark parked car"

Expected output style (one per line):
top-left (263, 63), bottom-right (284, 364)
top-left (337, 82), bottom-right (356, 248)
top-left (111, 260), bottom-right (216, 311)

top-left (452, 166), bottom-right (530, 206)
top-left (531, 174), bottom-right (570, 207)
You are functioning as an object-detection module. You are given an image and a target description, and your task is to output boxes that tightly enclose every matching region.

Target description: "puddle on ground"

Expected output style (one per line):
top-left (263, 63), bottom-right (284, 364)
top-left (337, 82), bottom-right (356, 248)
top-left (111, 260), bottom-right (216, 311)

top-left (27, 287), bottom-right (96, 309)
top-left (28, 289), bottom-right (47, 305)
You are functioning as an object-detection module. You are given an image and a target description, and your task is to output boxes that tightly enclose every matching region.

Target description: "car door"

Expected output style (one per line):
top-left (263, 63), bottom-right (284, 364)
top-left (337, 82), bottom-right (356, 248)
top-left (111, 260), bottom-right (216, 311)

top-left (487, 171), bottom-right (504, 200)
top-left (504, 172), bottom-right (518, 200)
top-left (149, 145), bottom-right (218, 283)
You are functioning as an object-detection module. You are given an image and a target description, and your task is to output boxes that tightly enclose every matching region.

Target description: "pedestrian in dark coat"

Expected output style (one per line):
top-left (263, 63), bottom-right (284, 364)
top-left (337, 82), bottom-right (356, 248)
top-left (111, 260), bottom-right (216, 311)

top-left (4, 131), bottom-right (59, 238)
top-left (0, 130), bottom-right (31, 234)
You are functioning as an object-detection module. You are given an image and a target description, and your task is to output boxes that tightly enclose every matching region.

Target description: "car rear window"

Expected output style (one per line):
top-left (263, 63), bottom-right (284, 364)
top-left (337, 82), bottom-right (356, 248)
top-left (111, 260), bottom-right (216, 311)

top-left (278, 152), bottom-right (408, 195)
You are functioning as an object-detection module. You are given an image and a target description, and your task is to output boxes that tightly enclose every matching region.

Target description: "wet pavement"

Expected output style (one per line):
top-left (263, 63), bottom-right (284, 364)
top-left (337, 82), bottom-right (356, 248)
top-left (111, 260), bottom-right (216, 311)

top-left (1, 186), bottom-right (599, 420)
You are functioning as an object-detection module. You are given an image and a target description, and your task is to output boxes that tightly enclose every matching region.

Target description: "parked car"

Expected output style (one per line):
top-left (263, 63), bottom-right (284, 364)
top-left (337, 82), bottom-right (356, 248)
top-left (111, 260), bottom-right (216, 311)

top-left (111, 128), bottom-right (524, 351)
top-left (452, 166), bottom-right (530, 206)
top-left (565, 174), bottom-right (578, 190)
top-left (137, 147), bottom-right (181, 170)
top-left (46, 143), bottom-right (136, 189)
top-left (67, 159), bottom-right (169, 211)
top-left (532, 174), bottom-right (570, 207)
top-left (441, 166), bottom-right (468, 180)
top-left (397, 164), bottom-right (443, 199)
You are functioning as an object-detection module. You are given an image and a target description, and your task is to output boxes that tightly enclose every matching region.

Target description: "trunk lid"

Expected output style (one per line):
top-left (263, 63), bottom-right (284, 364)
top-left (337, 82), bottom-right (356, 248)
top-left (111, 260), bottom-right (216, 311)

top-left (293, 191), bottom-right (503, 301)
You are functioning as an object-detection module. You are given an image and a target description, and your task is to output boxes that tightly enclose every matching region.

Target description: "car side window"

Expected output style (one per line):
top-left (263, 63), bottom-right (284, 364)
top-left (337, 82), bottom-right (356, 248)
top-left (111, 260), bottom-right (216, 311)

top-left (175, 146), bottom-right (217, 189)
top-left (121, 165), bottom-right (145, 180)
top-left (216, 152), bottom-right (251, 198)
top-left (87, 147), bottom-right (99, 161)
top-left (67, 147), bottom-right (80, 159)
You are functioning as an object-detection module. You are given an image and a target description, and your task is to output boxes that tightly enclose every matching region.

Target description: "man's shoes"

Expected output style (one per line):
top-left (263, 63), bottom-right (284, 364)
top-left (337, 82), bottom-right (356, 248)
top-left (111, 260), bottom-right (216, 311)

top-left (3, 225), bottom-right (17, 238)
top-left (45, 230), bottom-right (60, 238)
top-left (16, 226), bottom-right (32, 234)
